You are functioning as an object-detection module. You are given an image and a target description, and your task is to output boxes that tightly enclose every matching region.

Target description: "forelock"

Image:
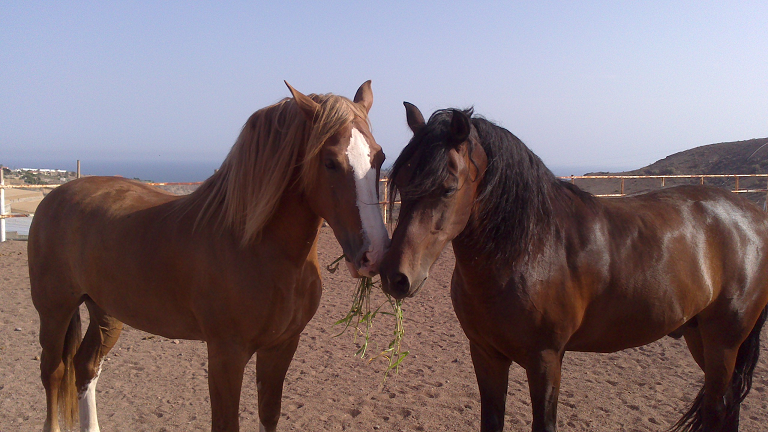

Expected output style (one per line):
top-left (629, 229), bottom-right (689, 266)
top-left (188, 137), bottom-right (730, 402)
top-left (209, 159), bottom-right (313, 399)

top-left (390, 109), bottom-right (475, 202)
top-left (299, 94), bottom-right (369, 189)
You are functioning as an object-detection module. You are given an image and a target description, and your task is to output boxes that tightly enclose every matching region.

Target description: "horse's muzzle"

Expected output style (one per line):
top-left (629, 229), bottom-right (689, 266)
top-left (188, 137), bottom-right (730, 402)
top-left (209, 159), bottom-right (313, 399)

top-left (346, 250), bottom-right (380, 278)
top-left (381, 271), bottom-right (412, 299)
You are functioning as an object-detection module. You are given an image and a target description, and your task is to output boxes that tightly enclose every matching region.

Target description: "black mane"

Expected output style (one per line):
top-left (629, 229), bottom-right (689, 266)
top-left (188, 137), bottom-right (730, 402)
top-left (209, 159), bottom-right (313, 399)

top-left (390, 109), bottom-right (565, 260)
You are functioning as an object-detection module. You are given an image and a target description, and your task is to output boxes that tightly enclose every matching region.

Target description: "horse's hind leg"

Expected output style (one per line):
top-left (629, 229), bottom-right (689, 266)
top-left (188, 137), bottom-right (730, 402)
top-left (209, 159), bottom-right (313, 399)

top-left (38, 307), bottom-right (82, 432)
top-left (256, 336), bottom-right (301, 432)
top-left (674, 307), bottom-right (767, 432)
top-left (673, 324), bottom-right (738, 432)
top-left (73, 299), bottom-right (124, 432)
top-left (700, 341), bottom-right (740, 431)
top-left (718, 306), bottom-right (768, 432)
top-left (682, 326), bottom-right (705, 370)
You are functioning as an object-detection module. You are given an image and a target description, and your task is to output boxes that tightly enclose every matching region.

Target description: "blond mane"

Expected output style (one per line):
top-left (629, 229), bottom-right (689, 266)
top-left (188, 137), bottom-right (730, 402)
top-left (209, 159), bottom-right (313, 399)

top-left (182, 93), bottom-right (368, 245)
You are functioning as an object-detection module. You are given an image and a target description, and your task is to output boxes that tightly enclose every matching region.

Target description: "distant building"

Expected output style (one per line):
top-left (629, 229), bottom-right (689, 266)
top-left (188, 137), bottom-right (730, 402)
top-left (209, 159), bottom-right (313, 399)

top-left (17, 168), bottom-right (67, 174)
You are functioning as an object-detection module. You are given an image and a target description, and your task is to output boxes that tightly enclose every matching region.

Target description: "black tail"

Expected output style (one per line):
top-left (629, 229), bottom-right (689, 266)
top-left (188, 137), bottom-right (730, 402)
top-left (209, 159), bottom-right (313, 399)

top-left (671, 306), bottom-right (767, 432)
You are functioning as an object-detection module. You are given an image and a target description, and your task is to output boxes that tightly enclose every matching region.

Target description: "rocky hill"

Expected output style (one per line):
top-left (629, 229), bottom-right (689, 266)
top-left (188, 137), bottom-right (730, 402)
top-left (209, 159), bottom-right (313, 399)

top-left (590, 137), bottom-right (768, 177)
top-left (576, 137), bottom-right (768, 204)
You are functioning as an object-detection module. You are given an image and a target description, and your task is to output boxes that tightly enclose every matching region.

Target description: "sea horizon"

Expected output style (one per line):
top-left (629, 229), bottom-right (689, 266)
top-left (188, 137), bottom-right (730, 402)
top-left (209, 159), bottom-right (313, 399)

top-left (2, 157), bottom-right (636, 184)
top-left (1, 158), bottom-right (221, 183)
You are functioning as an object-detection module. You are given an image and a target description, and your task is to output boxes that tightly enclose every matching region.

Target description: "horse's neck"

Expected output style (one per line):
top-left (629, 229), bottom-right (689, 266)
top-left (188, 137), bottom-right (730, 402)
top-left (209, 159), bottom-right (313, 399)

top-left (549, 181), bottom-right (604, 233)
top-left (451, 180), bottom-right (603, 297)
top-left (258, 186), bottom-right (323, 261)
top-left (452, 181), bottom-right (569, 282)
top-left (174, 183), bottom-right (322, 262)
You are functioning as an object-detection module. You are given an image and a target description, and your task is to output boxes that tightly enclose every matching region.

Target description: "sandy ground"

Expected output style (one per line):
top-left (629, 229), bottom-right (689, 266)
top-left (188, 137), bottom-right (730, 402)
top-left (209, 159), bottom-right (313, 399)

top-left (2, 189), bottom-right (47, 214)
top-left (1, 228), bottom-right (767, 431)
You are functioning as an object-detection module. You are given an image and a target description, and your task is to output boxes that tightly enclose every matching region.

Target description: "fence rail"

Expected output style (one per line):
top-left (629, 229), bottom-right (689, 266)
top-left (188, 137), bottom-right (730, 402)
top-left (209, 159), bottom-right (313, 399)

top-left (562, 173), bottom-right (768, 196)
top-left (3, 174), bottom-right (768, 241)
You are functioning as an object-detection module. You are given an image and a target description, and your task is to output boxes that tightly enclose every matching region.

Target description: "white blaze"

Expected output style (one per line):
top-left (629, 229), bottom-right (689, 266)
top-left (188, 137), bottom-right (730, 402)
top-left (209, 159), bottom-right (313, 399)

top-left (346, 128), bottom-right (389, 271)
top-left (78, 362), bottom-right (103, 432)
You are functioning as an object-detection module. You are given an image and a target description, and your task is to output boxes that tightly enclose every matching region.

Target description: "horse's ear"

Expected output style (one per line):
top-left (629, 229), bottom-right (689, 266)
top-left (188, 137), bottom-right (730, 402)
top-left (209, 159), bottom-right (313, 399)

top-left (353, 80), bottom-right (373, 113)
top-left (285, 81), bottom-right (320, 123)
top-left (404, 102), bottom-right (425, 134)
top-left (449, 109), bottom-right (471, 146)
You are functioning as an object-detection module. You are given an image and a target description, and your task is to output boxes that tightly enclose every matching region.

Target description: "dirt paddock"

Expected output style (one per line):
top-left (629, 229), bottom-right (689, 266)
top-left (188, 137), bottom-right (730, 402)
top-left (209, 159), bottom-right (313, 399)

top-left (1, 227), bottom-right (767, 431)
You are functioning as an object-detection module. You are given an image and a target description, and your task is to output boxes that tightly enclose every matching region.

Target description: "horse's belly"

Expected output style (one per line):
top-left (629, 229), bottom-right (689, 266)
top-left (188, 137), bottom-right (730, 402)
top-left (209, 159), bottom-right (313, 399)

top-left (566, 301), bottom-right (690, 352)
top-left (84, 280), bottom-right (206, 340)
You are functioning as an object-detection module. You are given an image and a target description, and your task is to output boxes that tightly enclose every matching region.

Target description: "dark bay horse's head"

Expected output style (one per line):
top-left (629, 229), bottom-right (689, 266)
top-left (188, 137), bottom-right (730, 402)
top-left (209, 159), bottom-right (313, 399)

top-left (288, 81), bottom-right (389, 276)
top-left (380, 104), bottom-right (488, 298)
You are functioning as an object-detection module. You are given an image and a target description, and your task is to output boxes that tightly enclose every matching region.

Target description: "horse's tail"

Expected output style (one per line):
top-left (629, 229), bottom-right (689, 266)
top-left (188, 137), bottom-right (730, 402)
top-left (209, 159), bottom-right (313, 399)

top-left (59, 308), bottom-right (82, 430)
top-left (671, 305), bottom-right (767, 432)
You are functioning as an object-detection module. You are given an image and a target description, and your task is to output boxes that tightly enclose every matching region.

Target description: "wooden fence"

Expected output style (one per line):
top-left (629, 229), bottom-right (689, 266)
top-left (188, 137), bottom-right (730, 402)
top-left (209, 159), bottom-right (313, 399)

top-left (562, 174), bottom-right (768, 197)
top-left (4, 173), bottom-right (768, 242)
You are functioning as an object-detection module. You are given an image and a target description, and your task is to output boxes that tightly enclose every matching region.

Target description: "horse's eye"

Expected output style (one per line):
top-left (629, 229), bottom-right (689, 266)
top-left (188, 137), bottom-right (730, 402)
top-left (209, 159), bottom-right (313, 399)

top-left (443, 186), bottom-right (457, 197)
top-left (324, 159), bottom-right (337, 171)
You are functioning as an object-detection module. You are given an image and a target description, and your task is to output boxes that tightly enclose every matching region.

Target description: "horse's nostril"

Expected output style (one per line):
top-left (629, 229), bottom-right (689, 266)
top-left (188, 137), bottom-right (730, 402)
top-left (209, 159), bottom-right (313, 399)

top-left (392, 272), bottom-right (410, 295)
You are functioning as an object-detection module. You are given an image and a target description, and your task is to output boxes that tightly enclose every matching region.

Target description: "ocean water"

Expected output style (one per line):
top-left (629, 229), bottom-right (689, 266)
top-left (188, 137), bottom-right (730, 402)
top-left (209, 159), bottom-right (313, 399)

top-left (3, 155), bottom-right (626, 183)
top-left (1, 159), bottom-right (219, 238)
top-left (0, 160), bottom-right (629, 239)
top-left (2, 158), bottom-right (220, 183)
top-left (78, 160), bottom-right (220, 183)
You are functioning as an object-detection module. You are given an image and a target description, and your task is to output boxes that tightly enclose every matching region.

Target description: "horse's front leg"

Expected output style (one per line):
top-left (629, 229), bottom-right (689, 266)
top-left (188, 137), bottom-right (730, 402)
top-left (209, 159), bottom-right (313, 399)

top-left (207, 341), bottom-right (251, 432)
top-left (256, 336), bottom-right (301, 432)
top-left (470, 341), bottom-right (512, 432)
top-left (525, 349), bottom-right (564, 432)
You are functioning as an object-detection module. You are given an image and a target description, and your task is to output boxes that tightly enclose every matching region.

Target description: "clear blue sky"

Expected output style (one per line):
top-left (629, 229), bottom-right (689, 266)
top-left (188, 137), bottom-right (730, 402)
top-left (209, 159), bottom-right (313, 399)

top-left (2, 1), bottom-right (767, 176)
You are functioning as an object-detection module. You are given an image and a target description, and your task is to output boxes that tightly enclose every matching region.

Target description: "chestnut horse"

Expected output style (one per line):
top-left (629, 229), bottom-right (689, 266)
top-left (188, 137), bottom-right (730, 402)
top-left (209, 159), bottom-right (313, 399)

top-left (380, 104), bottom-right (768, 432)
top-left (29, 81), bottom-right (388, 432)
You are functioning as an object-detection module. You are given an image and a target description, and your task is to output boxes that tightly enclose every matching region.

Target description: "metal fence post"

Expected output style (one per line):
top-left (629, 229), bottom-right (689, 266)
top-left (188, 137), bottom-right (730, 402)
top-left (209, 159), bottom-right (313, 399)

top-left (382, 178), bottom-right (388, 224)
top-left (1, 166), bottom-right (6, 242)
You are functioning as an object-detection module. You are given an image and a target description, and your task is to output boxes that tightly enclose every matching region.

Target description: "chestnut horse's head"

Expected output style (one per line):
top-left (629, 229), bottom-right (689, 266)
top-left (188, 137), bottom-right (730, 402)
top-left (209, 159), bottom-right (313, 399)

top-left (380, 104), bottom-right (488, 298)
top-left (288, 81), bottom-right (388, 276)
top-left (192, 81), bottom-right (388, 276)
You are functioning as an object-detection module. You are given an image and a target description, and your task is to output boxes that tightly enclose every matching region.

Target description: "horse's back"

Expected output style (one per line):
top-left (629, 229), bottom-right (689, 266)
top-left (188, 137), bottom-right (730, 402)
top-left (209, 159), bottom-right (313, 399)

top-left (30, 176), bottom-right (177, 256)
top-left (34, 176), bottom-right (176, 221)
top-left (620, 185), bottom-right (768, 277)
top-left (29, 177), bottom-right (180, 310)
top-left (564, 185), bottom-right (768, 351)
top-left (603, 185), bottom-right (768, 244)
top-left (612, 184), bottom-right (762, 214)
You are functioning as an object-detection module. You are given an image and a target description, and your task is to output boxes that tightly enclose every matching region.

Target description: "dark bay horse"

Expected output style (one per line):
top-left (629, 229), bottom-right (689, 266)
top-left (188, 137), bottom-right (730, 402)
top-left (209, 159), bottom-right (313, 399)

top-left (380, 104), bottom-right (768, 432)
top-left (29, 81), bottom-right (389, 432)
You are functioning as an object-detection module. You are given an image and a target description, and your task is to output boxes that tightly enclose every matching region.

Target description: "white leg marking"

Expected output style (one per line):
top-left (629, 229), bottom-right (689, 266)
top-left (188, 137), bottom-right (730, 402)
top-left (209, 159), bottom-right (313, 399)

top-left (260, 423), bottom-right (268, 432)
top-left (347, 128), bottom-right (389, 271)
top-left (78, 362), bottom-right (102, 432)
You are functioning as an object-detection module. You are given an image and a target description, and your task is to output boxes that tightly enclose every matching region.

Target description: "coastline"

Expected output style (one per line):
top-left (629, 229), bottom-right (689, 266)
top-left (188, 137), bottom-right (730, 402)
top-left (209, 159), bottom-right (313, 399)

top-left (2, 159), bottom-right (219, 183)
